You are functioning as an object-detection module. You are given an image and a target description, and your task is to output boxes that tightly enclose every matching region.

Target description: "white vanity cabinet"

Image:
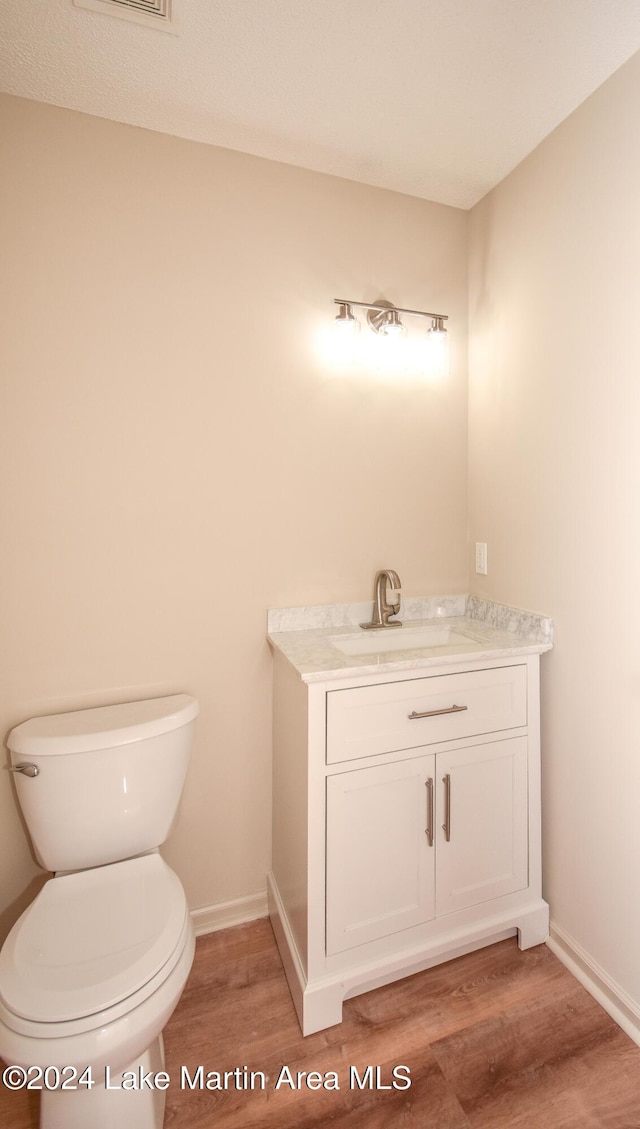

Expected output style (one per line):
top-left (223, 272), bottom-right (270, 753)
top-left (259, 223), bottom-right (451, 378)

top-left (268, 649), bottom-right (549, 1036)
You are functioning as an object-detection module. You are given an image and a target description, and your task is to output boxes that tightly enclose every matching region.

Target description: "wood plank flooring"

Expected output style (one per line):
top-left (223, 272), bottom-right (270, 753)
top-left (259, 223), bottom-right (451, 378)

top-left (3, 919), bottom-right (640, 1127)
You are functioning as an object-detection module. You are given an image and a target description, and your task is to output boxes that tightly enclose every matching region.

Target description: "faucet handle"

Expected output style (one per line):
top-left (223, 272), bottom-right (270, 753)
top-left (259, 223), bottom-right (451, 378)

top-left (379, 569), bottom-right (402, 624)
top-left (387, 587), bottom-right (401, 615)
top-left (385, 570), bottom-right (402, 614)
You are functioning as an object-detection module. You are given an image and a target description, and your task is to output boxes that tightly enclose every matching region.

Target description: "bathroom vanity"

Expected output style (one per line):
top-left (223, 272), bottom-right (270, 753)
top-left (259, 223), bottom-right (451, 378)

top-left (267, 599), bottom-right (552, 1036)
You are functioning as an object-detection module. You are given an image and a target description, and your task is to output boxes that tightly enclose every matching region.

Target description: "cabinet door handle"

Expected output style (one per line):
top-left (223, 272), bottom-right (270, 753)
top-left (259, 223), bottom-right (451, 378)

top-left (425, 778), bottom-right (434, 846)
top-left (442, 773), bottom-right (451, 841)
top-left (408, 704), bottom-right (468, 720)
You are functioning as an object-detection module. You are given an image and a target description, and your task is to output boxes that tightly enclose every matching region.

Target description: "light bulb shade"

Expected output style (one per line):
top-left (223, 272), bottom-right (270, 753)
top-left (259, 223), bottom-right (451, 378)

top-left (381, 309), bottom-right (405, 336)
top-left (366, 302), bottom-right (405, 336)
top-left (334, 303), bottom-right (360, 334)
top-left (426, 318), bottom-right (449, 378)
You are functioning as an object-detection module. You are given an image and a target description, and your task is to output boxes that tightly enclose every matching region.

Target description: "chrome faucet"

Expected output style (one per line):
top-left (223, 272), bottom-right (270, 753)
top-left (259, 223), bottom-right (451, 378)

top-left (360, 569), bottom-right (403, 629)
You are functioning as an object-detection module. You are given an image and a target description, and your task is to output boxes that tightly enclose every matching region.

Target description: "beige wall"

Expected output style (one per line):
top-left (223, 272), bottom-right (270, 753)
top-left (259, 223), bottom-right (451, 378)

top-left (469, 52), bottom-right (640, 1009)
top-left (0, 95), bottom-right (469, 938)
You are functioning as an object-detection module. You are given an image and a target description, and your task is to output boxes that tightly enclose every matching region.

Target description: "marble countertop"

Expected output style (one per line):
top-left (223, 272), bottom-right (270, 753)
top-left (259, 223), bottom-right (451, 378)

top-left (267, 596), bottom-right (553, 684)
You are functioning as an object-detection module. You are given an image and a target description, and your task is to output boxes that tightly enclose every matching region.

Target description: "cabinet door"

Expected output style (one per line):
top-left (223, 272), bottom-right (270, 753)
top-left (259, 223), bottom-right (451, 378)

top-left (326, 755), bottom-right (435, 955)
top-left (435, 736), bottom-right (528, 917)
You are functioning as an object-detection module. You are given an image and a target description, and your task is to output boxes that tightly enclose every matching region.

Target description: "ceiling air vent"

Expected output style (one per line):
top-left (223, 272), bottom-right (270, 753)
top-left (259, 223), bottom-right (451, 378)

top-left (73, 0), bottom-right (180, 35)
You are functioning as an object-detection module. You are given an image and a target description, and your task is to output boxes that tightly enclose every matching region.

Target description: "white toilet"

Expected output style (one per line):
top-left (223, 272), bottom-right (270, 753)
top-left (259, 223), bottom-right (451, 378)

top-left (0, 693), bottom-right (199, 1129)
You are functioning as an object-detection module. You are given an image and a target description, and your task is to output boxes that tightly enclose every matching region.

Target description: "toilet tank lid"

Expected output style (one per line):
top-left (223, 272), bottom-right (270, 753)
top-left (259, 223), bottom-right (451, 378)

top-left (7, 694), bottom-right (199, 757)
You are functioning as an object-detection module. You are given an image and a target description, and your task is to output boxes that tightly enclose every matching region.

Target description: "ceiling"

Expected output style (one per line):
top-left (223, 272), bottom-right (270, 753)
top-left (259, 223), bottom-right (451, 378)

top-left (2, 0), bottom-right (640, 209)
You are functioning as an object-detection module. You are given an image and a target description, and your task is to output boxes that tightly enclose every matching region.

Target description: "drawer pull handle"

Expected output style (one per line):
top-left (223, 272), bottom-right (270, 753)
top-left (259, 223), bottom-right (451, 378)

top-left (408, 704), bottom-right (468, 720)
top-left (425, 778), bottom-right (434, 846)
top-left (443, 773), bottom-right (451, 841)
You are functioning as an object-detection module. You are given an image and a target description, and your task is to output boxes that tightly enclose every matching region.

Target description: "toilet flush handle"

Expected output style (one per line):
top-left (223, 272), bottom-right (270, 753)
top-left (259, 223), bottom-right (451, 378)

top-left (7, 763), bottom-right (39, 778)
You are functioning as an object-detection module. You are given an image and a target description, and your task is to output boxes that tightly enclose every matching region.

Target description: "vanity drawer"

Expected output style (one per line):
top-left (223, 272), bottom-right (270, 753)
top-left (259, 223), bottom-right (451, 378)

top-left (326, 665), bottom-right (527, 763)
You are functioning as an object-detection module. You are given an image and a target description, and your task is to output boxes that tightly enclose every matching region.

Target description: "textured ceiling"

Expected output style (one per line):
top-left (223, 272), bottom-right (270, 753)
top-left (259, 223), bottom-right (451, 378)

top-left (2, 0), bottom-right (640, 208)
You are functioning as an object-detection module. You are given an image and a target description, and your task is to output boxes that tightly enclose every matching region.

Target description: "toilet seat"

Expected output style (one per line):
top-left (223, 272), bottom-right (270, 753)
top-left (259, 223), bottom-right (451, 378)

top-left (0, 854), bottom-right (188, 1038)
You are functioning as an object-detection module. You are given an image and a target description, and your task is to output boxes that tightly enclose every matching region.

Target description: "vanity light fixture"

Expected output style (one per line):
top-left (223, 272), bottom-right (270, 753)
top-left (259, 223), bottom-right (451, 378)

top-left (328, 298), bottom-right (450, 378)
top-left (333, 298), bottom-right (448, 339)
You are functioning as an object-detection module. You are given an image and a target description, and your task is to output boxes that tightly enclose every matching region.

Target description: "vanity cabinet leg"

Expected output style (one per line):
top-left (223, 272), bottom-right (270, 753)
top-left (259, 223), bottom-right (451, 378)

top-left (517, 902), bottom-right (550, 950)
top-left (302, 983), bottom-right (345, 1037)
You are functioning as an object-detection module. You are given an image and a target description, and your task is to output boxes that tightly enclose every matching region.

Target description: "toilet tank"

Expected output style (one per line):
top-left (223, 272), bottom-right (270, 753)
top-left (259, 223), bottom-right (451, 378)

top-left (7, 694), bottom-right (199, 872)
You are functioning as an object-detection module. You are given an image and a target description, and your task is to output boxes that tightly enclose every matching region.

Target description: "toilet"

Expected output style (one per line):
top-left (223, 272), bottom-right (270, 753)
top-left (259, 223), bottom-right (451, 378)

top-left (0, 693), bottom-right (199, 1129)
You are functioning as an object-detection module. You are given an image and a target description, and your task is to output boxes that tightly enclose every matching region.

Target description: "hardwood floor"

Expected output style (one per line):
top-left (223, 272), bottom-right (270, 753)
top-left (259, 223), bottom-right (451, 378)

top-left (3, 919), bottom-right (640, 1127)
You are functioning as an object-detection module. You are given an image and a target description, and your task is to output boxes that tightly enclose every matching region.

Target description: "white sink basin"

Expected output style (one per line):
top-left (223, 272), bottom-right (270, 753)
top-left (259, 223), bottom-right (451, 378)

top-left (329, 625), bottom-right (475, 656)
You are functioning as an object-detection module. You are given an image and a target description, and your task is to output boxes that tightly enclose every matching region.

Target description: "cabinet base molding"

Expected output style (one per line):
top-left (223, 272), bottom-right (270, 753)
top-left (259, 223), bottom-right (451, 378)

top-left (268, 871), bottom-right (549, 1037)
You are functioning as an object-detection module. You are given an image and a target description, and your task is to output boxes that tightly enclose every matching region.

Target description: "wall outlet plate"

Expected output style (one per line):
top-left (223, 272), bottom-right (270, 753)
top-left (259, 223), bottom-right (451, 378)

top-left (475, 542), bottom-right (488, 575)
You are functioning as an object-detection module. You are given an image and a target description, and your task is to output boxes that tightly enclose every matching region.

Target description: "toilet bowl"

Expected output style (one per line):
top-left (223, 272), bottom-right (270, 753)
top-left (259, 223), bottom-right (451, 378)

top-left (0, 695), bottom-right (199, 1129)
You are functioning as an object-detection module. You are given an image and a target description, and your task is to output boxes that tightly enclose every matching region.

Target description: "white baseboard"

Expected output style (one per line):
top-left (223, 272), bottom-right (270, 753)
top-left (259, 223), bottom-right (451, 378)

top-left (547, 919), bottom-right (640, 1047)
top-left (191, 890), bottom-right (268, 937)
